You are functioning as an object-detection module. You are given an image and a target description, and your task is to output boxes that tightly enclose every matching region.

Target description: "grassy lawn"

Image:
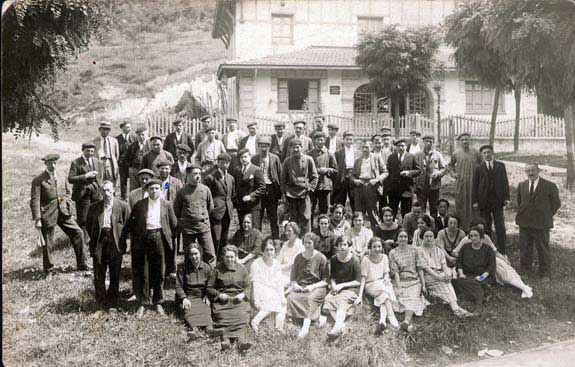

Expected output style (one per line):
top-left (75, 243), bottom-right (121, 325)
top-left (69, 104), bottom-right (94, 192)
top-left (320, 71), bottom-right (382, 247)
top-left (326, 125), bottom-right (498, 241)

top-left (3, 133), bottom-right (575, 366)
top-left (495, 153), bottom-right (568, 169)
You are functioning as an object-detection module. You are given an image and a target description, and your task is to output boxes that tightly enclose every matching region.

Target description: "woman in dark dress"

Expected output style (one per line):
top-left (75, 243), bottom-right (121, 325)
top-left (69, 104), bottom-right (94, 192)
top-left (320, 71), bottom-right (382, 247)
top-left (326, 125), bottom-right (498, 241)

top-left (207, 245), bottom-right (252, 352)
top-left (314, 214), bottom-right (337, 259)
top-left (229, 213), bottom-right (264, 269)
top-left (372, 206), bottom-right (401, 254)
top-left (436, 215), bottom-right (466, 265)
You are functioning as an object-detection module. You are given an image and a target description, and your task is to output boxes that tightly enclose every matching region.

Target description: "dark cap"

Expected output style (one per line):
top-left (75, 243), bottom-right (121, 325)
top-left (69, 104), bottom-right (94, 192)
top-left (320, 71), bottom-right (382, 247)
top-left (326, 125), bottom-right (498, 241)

top-left (343, 131), bottom-right (354, 138)
top-left (137, 168), bottom-right (156, 177)
top-left (274, 122), bottom-right (286, 128)
top-left (99, 121), bottom-right (112, 129)
top-left (247, 122), bottom-right (257, 128)
top-left (185, 164), bottom-right (202, 172)
top-left (409, 130), bottom-right (421, 136)
top-left (119, 120), bottom-right (132, 128)
top-left (173, 118), bottom-right (184, 125)
top-left (290, 138), bottom-right (303, 147)
top-left (314, 115), bottom-right (325, 121)
top-left (422, 135), bottom-right (435, 141)
top-left (82, 142), bottom-right (96, 150)
top-left (312, 131), bottom-right (326, 140)
top-left (145, 179), bottom-right (162, 188)
top-left (257, 136), bottom-right (272, 146)
top-left (199, 114), bottom-right (211, 122)
top-left (380, 127), bottom-right (392, 136)
top-left (155, 159), bottom-right (172, 168)
top-left (238, 148), bottom-right (250, 157)
top-left (457, 132), bottom-right (470, 140)
top-left (217, 153), bottom-right (232, 162)
top-left (135, 126), bottom-right (147, 134)
top-left (150, 136), bottom-right (163, 142)
top-left (41, 153), bottom-right (60, 162)
top-left (394, 138), bottom-right (408, 146)
top-left (176, 144), bottom-right (191, 153)
top-left (204, 126), bottom-right (216, 133)
top-left (293, 120), bottom-right (306, 126)
top-left (226, 118), bottom-right (237, 124)
top-left (479, 144), bottom-right (494, 152)
top-left (327, 124), bottom-right (339, 130)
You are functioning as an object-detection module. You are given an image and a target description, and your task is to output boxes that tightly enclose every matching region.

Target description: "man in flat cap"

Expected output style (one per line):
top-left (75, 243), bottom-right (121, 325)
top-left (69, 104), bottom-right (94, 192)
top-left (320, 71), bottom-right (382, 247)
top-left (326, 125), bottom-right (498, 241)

top-left (281, 138), bottom-right (318, 233)
top-left (126, 126), bottom-right (151, 190)
top-left (386, 138), bottom-right (421, 218)
top-left (69, 142), bottom-right (102, 242)
top-left (141, 136), bottom-right (175, 176)
top-left (251, 136), bottom-right (282, 238)
top-left (270, 121), bottom-right (291, 161)
top-left (234, 148), bottom-right (266, 230)
top-left (174, 165), bottom-right (216, 266)
top-left (204, 153), bottom-right (236, 252)
top-left (282, 120), bottom-right (313, 159)
top-left (116, 120), bottom-right (138, 200)
top-left (309, 131), bottom-right (338, 220)
top-left (195, 126), bottom-right (226, 167)
top-left (222, 118), bottom-right (246, 167)
top-left (414, 135), bottom-right (447, 218)
top-left (163, 118), bottom-right (195, 163)
top-left (128, 169), bottom-right (155, 209)
top-left (93, 121), bottom-right (120, 184)
top-left (171, 144), bottom-right (192, 184)
top-left (309, 115), bottom-right (328, 139)
top-left (326, 123), bottom-right (343, 154)
top-left (448, 132), bottom-right (482, 231)
top-left (407, 130), bottom-right (422, 155)
top-left (194, 114), bottom-right (219, 148)
top-left (333, 131), bottom-right (357, 210)
top-left (380, 128), bottom-right (395, 155)
top-left (32, 154), bottom-right (89, 273)
top-left (239, 122), bottom-right (259, 157)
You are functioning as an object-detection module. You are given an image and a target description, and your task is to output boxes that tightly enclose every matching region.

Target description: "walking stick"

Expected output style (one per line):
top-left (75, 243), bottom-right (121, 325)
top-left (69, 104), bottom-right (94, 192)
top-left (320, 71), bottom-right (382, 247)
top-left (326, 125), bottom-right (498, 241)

top-left (36, 226), bottom-right (47, 249)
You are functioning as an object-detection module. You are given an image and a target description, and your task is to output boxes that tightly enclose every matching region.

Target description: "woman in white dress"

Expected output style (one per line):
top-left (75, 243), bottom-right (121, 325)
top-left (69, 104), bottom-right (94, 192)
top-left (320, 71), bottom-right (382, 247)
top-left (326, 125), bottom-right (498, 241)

top-left (344, 212), bottom-right (373, 257)
top-left (277, 222), bottom-right (305, 286)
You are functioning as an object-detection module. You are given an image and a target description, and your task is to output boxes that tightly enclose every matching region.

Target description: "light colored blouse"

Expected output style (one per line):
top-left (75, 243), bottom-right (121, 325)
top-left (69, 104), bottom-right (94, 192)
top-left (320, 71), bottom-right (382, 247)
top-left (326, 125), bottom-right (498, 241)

top-left (361, 255), bottom-right (390, 283)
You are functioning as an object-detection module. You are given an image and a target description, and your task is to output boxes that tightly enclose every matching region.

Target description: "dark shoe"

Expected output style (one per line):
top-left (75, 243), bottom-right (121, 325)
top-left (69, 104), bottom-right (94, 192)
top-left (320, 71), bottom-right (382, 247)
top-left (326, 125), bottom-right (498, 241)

top-left (136, 306), bottom-right (145, 319)
top-left (207, 328), bottom-right (224, 338)
top-left (77, 264), bottom-right (90, 272)
top-left (221, 338), bottom-right (231, 352)
top-left (187, 328), bottom-right (201, 342)
top-left (375, 323), bottom-right (387, 336)
top-left (238, 341), bottom-right (252, 352)
top-left (400, 321), bottom-right (409, 332)
top-left (156, 304), bottom-right (166, 316)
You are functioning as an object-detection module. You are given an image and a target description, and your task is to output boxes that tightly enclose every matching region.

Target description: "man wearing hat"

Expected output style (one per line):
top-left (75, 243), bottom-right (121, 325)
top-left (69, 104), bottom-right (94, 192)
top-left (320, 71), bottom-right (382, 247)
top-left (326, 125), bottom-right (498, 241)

top-left (448, 133), bottom-right (482, 231)
top-left (204, 153), bottom-right (236, 251)
top-left (326, 123), bottom-right (343, 154)
top-left (163, 118), bottom-right (195, 163)
top-left (171, 143), bottom-right (192, 184)
top-left (128, 169), bottom-right (155, 209)
top-left (251, 136), bottom-right (282, 238)
top-left (407, 130), bottom-right (422, 155)
top-left (222, 117), bottom-right (246, 155)
top-left (116, 120), bottom-right (138, 200)
top-left (281, 138), bottom-right (319, 233)
top-left (141, 136), bottom-right (175, 175)
top-left (234, 148), bottom-right (266, 229)
top-left (174, 165), bottom-right (216, 266)
top-left (239, 122), bottom-right (259, 157)
top-left (270, 121), bottom-right (291, 161)
top-left (195, 126), bottom-right (226, 166)
top-left (309, 115), bottom-right (328, 139)
top-left (194, 114), bottom-right (219, 148)
top-left (333, 131), bottom-right (357, 209)
top-left (126, 179), bottom-right (178, 318)
top-left (69, 142), bottom-right (103, 242)
top-left (386, 138), bottom-right (421, 217)
top-left (309, 131), bottom-right (338, 220)
top-left (32, 154), bottom-right (89, 273)
top-left (93, 121), bottom-right (120, 184)
top-left (282, 120), bottom-right (313, 159)
top-left (414, 135), bottom-right (447, 218)
top-left (126, 126), bottom-right (151, 190)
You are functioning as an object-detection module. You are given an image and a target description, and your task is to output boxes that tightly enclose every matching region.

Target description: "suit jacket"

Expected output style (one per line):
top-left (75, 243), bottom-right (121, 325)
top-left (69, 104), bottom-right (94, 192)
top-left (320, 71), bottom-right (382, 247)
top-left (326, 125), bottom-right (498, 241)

top-left (171, 161), bottom-right (190, 184)
top-left (238, 134), bottom-right (259, 152)
top-left (472, 160), bottom-right (510, 209)
top-left (163, 131), bottom-right (195, 160)
top-left (161, 175), bottom-right (183, 202)
top-left (30, 171), bottom-right (74, 227)
top-left (386, 152), bottom-right (421, 194)
top-left (68, 156), bottom-right (102, 202)
top-left (251, 153), bottom-right (282, 197)
top-left (270, 134), bottom-right (292, 161)
top-left (204, 169), bottom-right (236, 220)
top-left (281, 135), bottom-right (313, 161)
top-left (128, 187), bottom-right (147, 209)
top-left (325, 135), bottom-right (344, 153)
top-left (308, 147), bottom-right (338, 191)
top-left (415, 149), bottom-right (447, 191)
top-left (141, 150), bottom-right (175, 174)
top-left (516, 177), bottom-right (560, 229)
top-left (352, 154), bottom-right (388, 186)
top-left (93, 136), bottom-right (120, 178)
top-left (434, 214), bottom-right (450, 232)
top-left (126, 140), bottom-right (151, 169)
top-left (234, 163), bottom-right (266, 211)
top-left (86, 199), bottom-right (130, 261)
top-left (334, 147), bottom-right (359, 185)
top-left (116, 132), bottom-right (138, 167)
top-left (126, 197), bottom-right (178, 249)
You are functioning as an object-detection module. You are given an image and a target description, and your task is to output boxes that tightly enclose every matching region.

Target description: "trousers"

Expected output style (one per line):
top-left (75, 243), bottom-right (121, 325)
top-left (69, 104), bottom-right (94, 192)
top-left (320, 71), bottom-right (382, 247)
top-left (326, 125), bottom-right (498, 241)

top-left (182, 231), bottom-right (216, 266)
top-left (41, 213), bottom-right (87, 271)
top-left (286, 195), bottom-right (312, 234)
top-left (93, 230), bottom-right (122, 305)
top-left (132, 230), bottom-right (165, 305)
top-left (519, 227), bottom-right (551, 275)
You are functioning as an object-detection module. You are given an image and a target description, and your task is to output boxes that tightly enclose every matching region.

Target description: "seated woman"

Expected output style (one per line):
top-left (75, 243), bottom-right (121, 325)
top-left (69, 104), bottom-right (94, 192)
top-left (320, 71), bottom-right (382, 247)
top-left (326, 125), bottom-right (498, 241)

top-left (389, 229), bottom-right (429, 332)
top-left (453, 221), bottom-right (533, 299)
top-left (278, 222), bottom-right (305, 286)
top-left (175, 243), bottom-right (214, 340)
top-left (229, 213), bottom-right (264, 269)
top-left (329, 204), bottom-right (351, 237)
top-left (287, 233), bottom-right (329, 338)
top-left (411, 215), bottom-right (434, 247)
top-left (207, 245), bottom-right (252, 352)
top-left (453, 227), bottom-right (497, 309)
top-left (344, 212), bottom-right (373, 257)
top-left (323, 236), bottom-right (361, 338)
top-left (436, 215), bottom-right (466, 265)
top-left (356, 237), bottom-right (400, 334)
top-left (314, 214), bottom-right (337, 259)
top-left (418, 230), bottom-right (472, 317)
top-left (250, 236), bottom-right (287, 333)
top-left (372, 206), bottom-right (401, 254)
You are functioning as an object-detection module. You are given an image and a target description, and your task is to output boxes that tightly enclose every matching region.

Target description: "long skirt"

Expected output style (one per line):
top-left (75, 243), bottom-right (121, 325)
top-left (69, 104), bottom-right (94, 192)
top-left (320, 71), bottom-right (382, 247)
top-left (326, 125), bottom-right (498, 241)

top-left (253, 282), bottom-right (287, 314)
top-left (393, 279), bottom-right (429, 316)
top-left (287, 287), bottom-right (327, 320)
top-left (365, 280), bottom-right (397, 307)
top-left (425, 273), bottom-right (458, 305)
top-left (323, 289), bottom-right (358, 320)
top-left (211, 300), bottom-right (250, 338)
top-left (182, 297), bottom-right (212, 328)
top-left (453, 278), bottom-right (485, 305)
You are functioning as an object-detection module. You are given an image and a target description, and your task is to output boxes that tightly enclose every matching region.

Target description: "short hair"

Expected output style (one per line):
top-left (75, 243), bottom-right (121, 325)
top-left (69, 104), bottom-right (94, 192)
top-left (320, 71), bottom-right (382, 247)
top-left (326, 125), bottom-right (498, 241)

top-left (332, 204), bottom-right (346, 213)
top-left (394, 228), bottom-right (409, 242)
top-left (334, 235), bottom-right (351, 249)
top-left (412, 201), bottom-right (422, 208)
top-left (241, 213), bottom-right (253, 224)
top-left (468, 226), bottom-right (485, 238)
top-left (417, 215), bottom-right (433, 229)
top-left (317, 213), bottom-right (330, 223)
top-left (303, 232), bottom-right (320, 247)
top-left (285, 222), bottom-right (300, 236)
top-left (525, 163), bottom-right (540, 171)
top-left (351, 211), bottom-right (364, 222)
top-left (101, 180), bottom-right (115, 190)
top-left (380, 206), bottom-right (394, 218)
top-left (238, 148), bottom-right (250, 158)
top-left (221, 245), bottom-right (238, 256)
top-left (367, 236), bottom-right (383, 250)
top-left (261, 236), bottom-right (276, 253)
top-left (422, 229), bottom-right (436, 239)
top-left (437, 198), bottom-right (450, 207)
top-left (185, 242), bottom-right (202, 253)
top-left (448, 215), bottom-right (460, 225)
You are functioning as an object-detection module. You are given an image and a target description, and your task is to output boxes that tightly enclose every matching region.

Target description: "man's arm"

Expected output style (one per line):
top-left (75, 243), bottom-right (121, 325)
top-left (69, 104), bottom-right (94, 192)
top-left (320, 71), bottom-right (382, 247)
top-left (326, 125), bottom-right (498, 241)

top-left (30, 178), bottom-right (41, 223)
top-left (501, 163), bottom-right (510, 203)
top-left (549, 181), bottom-right (561, 216)
top-left (327, 152), bottom-right (338, 178)
top-left (68, 160), bottom-right (90, 184)
top-left (307, 157), bottom-right (319, 192)
top-left (250, 168), bottom-right (266, 199)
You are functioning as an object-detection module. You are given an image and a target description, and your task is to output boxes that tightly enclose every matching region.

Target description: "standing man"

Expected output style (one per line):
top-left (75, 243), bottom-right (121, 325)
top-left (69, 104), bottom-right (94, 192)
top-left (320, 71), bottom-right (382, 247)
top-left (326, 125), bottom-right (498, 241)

top-left (93, 121), bottom-right (120, 184)
top-left (333, 131), bottom-right (357, 210)
top-left (222, 117), bottom-right (246, 169)
top-left (194, 114), bottom-right (219, 148)
top-left (128, 169), bottom-right (155, 209)
top-left (516, 164), bottom-right (560, 278)
top-left (204, 153), bottom-right (236, 252)
top-left (407, 130), bottom-right (422, 155)
top-left (126, 179), bottom-right (177, 317)
top-left (69, 142), bottom-right (102, 241)
top-left (270, 122), bottom-right (290, 160)
top-left (173, 165), bottom-right (217, 266)
top-left (251, 136), bottom-right (282, 238)
top-left (281, 138), bottom-right (319, 233)
top-left (309, 115), bottom-right (327, 139)
top-left (163, 118), bottom-right (195, 161)
top-left (282, 120), bottom-right (313, 158)
top-left (326, 123), bottom-right (343, 154)
top-left (141, 136), bottom-right (175, 176)
top-left (415, 135), bottom-right (447, 218)
top-left (116, 120), bottom-right (137, 200)
top-left (31, 154), bottom-right (88, 273)
top-left (126, 126), bottom-right (150, 190)
top-left (434, 199), bottom-right (451, 231)
top-left (238, 122), bottom-right (259, 157)
top-left (194, 126), bottom-right (226, 166)
top-left (372, 133), bottom-right (393, 210)
top-left (86, 181), bottom-right (130, 308)
top-left (309, 131), bottom-right (338, 220)
top-left (448, 133), bottom-right (482, 231)
top-left (386, 139), bottom-right (420, 218)
top-left (171, 144), bottom-right (192, 184)
top-left (380, 128), bottom-right (395, 156)
top-left (234, 148), bottom-right (266, 228)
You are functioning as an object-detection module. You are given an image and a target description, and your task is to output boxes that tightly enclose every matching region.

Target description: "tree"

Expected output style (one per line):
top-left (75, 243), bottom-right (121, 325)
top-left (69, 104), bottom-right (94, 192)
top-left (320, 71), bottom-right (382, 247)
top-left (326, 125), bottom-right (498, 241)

top-left (355, 25), bottom-right (441, 138)
top-left (2, 0), bottom-right (108, 139)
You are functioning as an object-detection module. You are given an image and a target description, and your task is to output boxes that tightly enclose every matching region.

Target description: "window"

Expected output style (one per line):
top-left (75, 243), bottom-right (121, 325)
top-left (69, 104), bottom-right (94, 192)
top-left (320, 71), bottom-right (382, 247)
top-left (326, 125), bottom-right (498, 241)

top-left (272, 14), bottom-right (293, 45)
top-left (353, 84), bottom-right (390, 114)
top-left (465, 81), bottom-right (505, 114)
top-left (358, 16), bottom-right (383, 40)
top-left (278, 79), bottom-right (320, 112)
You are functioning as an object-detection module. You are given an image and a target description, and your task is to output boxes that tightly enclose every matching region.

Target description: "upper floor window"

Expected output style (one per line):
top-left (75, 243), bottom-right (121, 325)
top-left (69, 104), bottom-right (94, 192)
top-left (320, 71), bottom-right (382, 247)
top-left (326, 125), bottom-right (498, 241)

top-left (272, 14), bottom-right (293, 45)
top-left (278, 79), bottom-right (320, 112)
top-left (465, 81), bottom-right (505, 114)
top-left (358, 16), bottom-right (383, 40)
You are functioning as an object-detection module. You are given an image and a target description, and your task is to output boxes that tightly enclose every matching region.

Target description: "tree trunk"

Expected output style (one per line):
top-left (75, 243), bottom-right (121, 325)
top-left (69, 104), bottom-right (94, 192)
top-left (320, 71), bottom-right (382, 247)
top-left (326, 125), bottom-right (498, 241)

top-left (394, 97), bottom-right (401, 139)
top-left (513, 88), bottom-right (521, 152)
top-left (564, 103), bottom-right (575, 190)
top-left (489, 87), bottom-right (501, 147)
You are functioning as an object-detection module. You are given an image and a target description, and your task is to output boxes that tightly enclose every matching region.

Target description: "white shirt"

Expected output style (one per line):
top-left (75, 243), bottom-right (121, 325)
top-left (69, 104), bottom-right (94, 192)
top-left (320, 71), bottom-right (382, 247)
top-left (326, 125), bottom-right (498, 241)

top-left (246, 135), bottom-right (257, 156)
top-left (328, 136), bottom-right (338, 154)
top-left (226, 130), bottom-right (244, 150)
top-left (485, 159), bottom-right (493, 170)
top-left (261, 155), bottom-right (271, 184)
top-left (344, 146), bottom-right (355, 169)
top-left (100, 137), bottom-right (111, 158)
top-left (529, 177), bottom-right (540, 192)
top-left (84, 156), bottom-right (95, 171)
top-left (175, 132), bottom-right (182, 143)
top-left (178, 161), bottom-right (187, 174)
top-left (359, 157), bottom-right (372, 179)
top-left (102, 199), bottom-right (114, 229)
top-left (408, 142), bottom-right (421, 155)
top-left (146, 198), bottom-right (162, 230)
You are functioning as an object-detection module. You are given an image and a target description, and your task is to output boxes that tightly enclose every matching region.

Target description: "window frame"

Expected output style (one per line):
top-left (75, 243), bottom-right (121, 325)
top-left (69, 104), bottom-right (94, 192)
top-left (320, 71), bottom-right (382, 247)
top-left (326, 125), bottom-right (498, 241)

top-left (465, 81), bottom-right (506, 114)
top-left (272, 14), bottom-right (294, 46)
top-left (277, 78), bottom-right (321, 113)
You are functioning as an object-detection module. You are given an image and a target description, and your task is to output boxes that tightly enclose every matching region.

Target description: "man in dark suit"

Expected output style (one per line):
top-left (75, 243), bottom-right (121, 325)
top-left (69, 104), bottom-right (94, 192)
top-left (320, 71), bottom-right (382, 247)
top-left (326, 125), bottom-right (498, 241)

top-left (171, 144), bottom-right (192, 184)
top-left (309, 131), bottom-right (338, 220)
top-left (333, 131), bottom-right (357, 210)
top-left (204, 153), bottom-right (236, 252)
top-left (116, 120), bottom-right (138, 200)
top-left (472, 145), bottom-right (510, 254)
top-left (126, 179), bottom-right (177, 317)
top-left (282, 120), bottom-right (313, 160)
top-left (386, 139), bottom-right (421, 218)
top-left (238, 122), bottom-right (259, 157)
top-left (234, 148), bottom-right (266, 228)
top-left (31, 154), bottom-right (88, 273)
top-left (86, 181), bottom-right (130, 308)
top-left (126, 126), bottom-right (150, 190)
top-left (68, 142), bottom-right (102, 241)
top-left (270, 122), bottom-right (290, 161)
top-left (325, 124), bottom-right (344, 155)
top-left (163, 118), bottom-right (195, 161)
top-left (434, 199), bottom-right (451, 231)
top-left (251, 136), bottom-right (282, 238)
top-left (415, 135), bottom-right (447, 218)
top-left (516, 164), bottom-right (561, 277)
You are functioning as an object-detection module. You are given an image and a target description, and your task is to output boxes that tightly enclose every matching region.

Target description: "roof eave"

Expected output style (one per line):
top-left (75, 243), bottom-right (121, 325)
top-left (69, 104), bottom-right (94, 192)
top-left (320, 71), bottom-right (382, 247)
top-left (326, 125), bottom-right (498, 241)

top-left (217, 64), bottom-right (363, 79)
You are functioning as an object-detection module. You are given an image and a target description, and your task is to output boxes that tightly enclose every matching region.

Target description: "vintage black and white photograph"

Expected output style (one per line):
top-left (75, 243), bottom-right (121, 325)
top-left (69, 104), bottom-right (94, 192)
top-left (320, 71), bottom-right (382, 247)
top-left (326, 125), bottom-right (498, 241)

top-left (2, 0), bottom-right (574, 366)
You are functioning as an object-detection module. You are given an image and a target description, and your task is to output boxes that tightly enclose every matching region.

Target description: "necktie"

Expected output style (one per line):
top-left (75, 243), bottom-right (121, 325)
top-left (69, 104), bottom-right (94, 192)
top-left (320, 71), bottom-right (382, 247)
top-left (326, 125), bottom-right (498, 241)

top-left (529, 180), bottom-right (534, 195)
top-left (487, 161), bottom-right (492, 170)
top-left (243, 165), bottom-right (247, 175)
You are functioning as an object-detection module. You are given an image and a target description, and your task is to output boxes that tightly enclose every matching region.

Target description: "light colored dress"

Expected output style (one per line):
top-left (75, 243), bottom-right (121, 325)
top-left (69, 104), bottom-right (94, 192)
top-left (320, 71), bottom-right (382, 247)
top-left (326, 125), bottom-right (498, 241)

top-left (448, 148), bottom-right (482, 231)
top-left (411, 228), bottom-right (425, 247)
top-left (418, 245), bottom-right (458, 304)
top-left (344, 227), bottom-right (373, 256)
top-left (250, 257), bottom-right (287, 313)
top-left (389, 245), bottom-right (430, 316)
top-left (361, 255), bottom-right (397, 307)
top-left (278, 238), bottom-right (305, 286)
top-left (330, 217), bottom-right (351, 238)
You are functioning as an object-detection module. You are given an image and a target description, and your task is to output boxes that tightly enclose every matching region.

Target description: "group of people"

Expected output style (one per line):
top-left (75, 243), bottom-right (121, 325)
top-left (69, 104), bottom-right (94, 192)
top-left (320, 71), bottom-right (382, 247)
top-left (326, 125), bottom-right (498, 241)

top-left (30, 114), bottom-right (562, 351)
